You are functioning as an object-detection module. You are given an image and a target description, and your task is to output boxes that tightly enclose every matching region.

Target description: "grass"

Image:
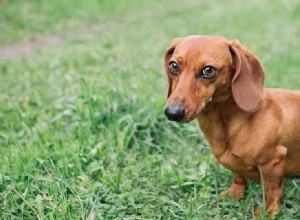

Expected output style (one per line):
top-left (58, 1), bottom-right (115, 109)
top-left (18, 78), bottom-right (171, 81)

top-left (0, 0), bottom-right (300, 219)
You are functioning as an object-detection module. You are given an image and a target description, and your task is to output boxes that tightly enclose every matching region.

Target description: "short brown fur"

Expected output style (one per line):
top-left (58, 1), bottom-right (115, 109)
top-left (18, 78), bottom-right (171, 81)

top-left (164, 35), bottom-right (300, 217)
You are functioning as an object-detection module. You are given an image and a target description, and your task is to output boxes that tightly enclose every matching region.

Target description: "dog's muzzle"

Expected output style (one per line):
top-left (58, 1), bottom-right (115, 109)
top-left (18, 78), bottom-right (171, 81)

top-left (164, 105), bottom-right (185, 121)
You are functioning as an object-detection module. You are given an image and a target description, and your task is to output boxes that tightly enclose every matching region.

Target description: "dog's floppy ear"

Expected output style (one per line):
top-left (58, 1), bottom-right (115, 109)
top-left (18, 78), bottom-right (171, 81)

top-left (229, 40), bottom-right (265, 112)
top-left (164, 38), bottom-right (183, 98)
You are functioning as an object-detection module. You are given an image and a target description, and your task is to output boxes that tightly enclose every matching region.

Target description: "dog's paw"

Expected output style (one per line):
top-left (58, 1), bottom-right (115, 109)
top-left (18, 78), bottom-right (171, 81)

top-left (254, 205), bottom-right (280, 219)
top-left (219, 187), bottom-right (245, 201)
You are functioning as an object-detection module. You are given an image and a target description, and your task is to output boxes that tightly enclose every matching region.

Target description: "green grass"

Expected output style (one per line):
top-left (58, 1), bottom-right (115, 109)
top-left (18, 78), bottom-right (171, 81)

top-left (0, 0), bottom-right (300, 219)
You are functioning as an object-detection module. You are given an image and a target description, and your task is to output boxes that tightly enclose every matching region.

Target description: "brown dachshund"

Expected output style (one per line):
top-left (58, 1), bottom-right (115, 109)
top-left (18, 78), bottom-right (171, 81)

top-left (164, 35), bottom-right (300, 217)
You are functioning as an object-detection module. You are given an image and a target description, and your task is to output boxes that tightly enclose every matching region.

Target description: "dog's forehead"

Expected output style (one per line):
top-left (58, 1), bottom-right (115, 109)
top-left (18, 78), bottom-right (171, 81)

top-left (174, 36), bottom-right (231, 61)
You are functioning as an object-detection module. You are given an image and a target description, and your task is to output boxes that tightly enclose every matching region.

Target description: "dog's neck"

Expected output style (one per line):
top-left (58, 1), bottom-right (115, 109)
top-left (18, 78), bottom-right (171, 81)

top-left (197, 92), bottom-right (249, 159)
top-left (198, 93), bottom-right (239, 133)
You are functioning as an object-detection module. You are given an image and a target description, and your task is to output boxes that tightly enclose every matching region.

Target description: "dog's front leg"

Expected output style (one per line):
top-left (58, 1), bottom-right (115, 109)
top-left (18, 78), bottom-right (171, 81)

top-left (220, 173), bottom-right (247, 200)
top-left (255, 145), bottom-right (287, 218)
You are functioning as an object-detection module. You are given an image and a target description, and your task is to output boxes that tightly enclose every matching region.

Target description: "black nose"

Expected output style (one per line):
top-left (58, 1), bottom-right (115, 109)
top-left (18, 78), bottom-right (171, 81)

top-left (164, 105), bottom-right (185, 121)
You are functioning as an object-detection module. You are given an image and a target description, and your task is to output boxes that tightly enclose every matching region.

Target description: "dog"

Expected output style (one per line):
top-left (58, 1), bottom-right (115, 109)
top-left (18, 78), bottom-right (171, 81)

top-left (163, 35), bottom-right (300, 217)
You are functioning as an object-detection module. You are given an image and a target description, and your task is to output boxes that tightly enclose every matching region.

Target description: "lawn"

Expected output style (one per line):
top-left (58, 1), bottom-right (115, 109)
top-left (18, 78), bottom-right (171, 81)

top-left (0, 0), bottom-right (300, 219)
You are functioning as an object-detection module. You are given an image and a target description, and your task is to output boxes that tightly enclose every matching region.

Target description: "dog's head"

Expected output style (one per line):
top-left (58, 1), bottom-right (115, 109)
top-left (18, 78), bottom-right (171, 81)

top-left (164, 35), bottom-right (265, 122)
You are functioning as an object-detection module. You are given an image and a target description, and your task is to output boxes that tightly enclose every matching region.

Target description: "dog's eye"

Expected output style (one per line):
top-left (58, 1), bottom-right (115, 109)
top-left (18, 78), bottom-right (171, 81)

top-left (168, 61), bottom-right (180, 74)
top-left (201, 66), bottom-right (216, 78)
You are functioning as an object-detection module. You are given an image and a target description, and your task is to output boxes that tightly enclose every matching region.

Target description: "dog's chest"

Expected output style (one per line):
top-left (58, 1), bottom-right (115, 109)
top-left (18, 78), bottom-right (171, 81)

top-left (205, 134), bottom-right (259, 178)
top-left (216, 149), bottom-right (257, 176)
top-left (197, 114), bottom-right (259, 179)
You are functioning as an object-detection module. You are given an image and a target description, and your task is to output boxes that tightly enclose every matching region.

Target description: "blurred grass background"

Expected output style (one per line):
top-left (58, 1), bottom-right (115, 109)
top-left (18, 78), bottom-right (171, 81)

top-left (0, 0), bottom-right (299, 219)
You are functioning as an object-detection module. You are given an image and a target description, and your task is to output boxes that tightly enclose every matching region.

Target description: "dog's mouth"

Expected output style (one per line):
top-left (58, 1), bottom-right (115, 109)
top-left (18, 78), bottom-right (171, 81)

top-left (165, 97), bottom-right (211, 123)
top-left (164, 104), bottom-right (204, 123)
top-left (181, 109), bottom-right (203, 123)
